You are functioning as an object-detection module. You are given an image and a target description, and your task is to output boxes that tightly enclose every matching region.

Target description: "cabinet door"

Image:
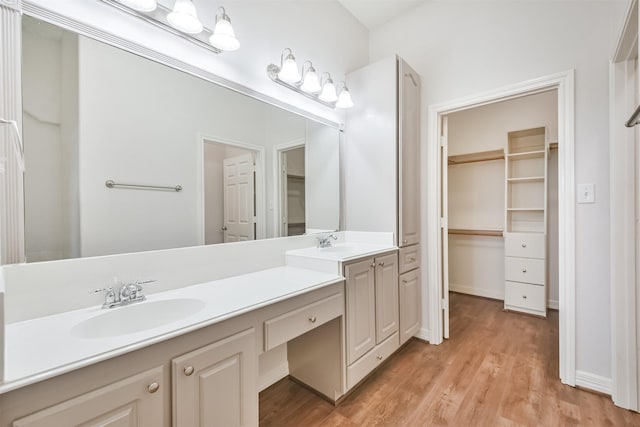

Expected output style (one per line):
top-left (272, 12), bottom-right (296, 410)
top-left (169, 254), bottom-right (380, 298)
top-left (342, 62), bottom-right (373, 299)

top-left (398, 58), bottom-right (421, 247)
top-left (375, 253), bottom-right (399, 344)
top-left (172, 328), bottom-right (257, 427)
top-left (399, 269), bottom-right (421, 345)
top-left (345, 258), bottom-right (377, 365)
top-left (13, 366), bottom-right (165, 427)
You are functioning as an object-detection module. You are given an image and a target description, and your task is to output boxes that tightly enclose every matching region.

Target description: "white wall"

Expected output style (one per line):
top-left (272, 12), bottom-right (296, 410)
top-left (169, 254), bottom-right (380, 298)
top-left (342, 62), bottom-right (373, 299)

top-left (370, 0), bottom-right (626, 379)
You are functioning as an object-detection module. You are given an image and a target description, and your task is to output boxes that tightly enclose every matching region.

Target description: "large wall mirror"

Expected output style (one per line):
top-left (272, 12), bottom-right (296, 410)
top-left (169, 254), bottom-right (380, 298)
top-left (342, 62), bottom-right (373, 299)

top-left (20, 15), bottom-right (340, 263)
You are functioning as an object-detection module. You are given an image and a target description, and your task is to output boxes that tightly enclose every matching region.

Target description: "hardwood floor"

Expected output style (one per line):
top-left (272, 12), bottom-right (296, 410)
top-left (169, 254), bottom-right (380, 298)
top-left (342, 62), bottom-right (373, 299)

top-left (259, 292), bottom-right (640, 426)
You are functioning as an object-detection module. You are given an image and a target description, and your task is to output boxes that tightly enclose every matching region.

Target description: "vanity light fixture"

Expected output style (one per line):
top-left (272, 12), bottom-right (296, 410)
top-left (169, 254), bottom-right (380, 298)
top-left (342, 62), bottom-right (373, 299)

top-left (100, 0), bottom-right (239, 54)
top-left (209, 7), bottom-right (240, 51)
top-left (267, 49), bottom-right (354, 109)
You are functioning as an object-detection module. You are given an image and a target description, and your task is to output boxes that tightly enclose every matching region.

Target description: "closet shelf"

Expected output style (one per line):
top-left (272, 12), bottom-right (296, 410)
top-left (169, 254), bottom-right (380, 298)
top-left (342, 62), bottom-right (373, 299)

top-left (507, 176), bottom-right (544, 183)
top-left (506, 150), bottom-right (545, 160)
top-left (448, 149), bottom-right (504, 165)
top-left (448, 228), bottom-right (503, 237)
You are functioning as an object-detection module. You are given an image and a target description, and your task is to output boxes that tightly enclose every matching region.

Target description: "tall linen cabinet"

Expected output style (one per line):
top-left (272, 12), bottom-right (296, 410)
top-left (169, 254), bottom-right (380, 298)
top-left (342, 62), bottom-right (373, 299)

top-left (345, 55), bottom-right (422, 344)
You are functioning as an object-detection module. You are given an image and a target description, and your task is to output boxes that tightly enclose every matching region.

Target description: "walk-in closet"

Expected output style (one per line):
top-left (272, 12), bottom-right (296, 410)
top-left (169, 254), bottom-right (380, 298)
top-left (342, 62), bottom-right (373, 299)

top-left (445, 90), bottom-right (559, 320)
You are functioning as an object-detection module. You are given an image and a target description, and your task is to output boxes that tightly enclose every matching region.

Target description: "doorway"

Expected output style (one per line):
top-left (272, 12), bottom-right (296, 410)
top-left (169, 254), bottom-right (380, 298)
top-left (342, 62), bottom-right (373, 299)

top-left (273, 139), bottom-right (306, 237)
top-left (427, 71), bottom-right (576, 386)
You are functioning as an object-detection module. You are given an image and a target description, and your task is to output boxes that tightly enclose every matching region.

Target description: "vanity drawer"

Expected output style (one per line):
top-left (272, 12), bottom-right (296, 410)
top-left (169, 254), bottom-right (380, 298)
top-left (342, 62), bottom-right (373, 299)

top-left (505, 257), bottom-right (545, 285)
top-left (264, 292), bottom-right (343, 351)
top-left (505, 232), bottom-right (545, 259)
top-left (504, 281), bottom-right (545, 313)
top-left (399, 244), bottom-right (420, 274)
top-left (347, 332), bottom-right (399, 390)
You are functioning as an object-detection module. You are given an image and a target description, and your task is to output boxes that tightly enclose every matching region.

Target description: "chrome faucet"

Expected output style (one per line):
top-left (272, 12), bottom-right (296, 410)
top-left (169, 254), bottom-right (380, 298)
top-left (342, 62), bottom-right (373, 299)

top-left (317, 234), bottom-right (338, 248)
top-left (91, 280), bottom-right (157, 309)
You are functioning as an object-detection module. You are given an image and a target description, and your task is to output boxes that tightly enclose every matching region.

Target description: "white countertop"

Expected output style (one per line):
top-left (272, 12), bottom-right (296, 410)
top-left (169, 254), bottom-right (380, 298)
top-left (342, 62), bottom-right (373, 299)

top-left (286, 242), bottom-right (397, 262)
top-left (0, 266), bottom-right (343, 394)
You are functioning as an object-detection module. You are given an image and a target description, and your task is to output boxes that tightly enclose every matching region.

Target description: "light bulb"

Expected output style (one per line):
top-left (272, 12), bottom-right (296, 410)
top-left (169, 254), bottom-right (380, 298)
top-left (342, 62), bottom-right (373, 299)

top-left (167, 0), bottom-right (203, 34)
top-left (278, 52), bottom-right (301, 84)
top-left (336, 87), bottom-right (354, 108)
top-left (319, 79), bottom-right (338, 103)
top-left (300, 67), bottom-right (321, 93)
top-left (209, 16), bottom-right (240, 51)
top-left (116, 0), bottom-right (157, 12)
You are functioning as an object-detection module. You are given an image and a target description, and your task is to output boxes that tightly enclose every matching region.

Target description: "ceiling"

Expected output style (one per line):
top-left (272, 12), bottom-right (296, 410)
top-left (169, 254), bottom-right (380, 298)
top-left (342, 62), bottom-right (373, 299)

top-left (336, 0), bottom-right (427, 30)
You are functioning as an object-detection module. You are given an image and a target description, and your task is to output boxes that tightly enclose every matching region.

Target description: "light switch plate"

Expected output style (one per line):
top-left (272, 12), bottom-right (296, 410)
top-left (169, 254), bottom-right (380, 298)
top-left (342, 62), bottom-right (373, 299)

top-left (578, 183), bottom-right (595, 203)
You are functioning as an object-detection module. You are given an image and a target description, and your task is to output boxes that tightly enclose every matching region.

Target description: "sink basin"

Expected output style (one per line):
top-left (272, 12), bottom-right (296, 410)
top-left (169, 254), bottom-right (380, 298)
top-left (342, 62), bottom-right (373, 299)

top-left (319, 244), bottom-right (358, 253)
top-left (71, 298), bottom-right (206, 339)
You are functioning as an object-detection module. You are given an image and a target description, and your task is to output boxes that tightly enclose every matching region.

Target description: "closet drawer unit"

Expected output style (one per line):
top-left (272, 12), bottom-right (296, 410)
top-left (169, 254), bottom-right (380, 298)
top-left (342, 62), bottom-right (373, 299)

top-left (347, 332), bottom-right (399, 390)
top-left (264, 292), bottom-right (343, 351)
top-left (505, 257), bottom-right (545, 285)
top-left (504, 281), bottom-right (545, 313)
top-left (399, 245), bottom-right (420, 274)
top-left (505, 233), bottom-right (545, 259)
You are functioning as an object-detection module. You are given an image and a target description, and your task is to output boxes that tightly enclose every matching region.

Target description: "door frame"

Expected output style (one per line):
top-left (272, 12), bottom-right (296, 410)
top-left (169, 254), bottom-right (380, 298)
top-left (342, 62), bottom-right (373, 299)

top-left (426, 70), bottom-right (576, 386)
top-left (272, 138), bottom-right (305, 237)
top-left (610, 0), bottom-right (639, 410)
top-left (196, 134), bottom-right (266, 244)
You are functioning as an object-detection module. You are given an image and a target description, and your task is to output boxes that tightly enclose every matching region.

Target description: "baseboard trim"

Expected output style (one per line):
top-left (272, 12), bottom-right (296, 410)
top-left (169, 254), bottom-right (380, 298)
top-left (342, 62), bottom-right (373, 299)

top-left (548, 299), bottom-right (559, 310)
top-left (575, 370), bottom-right (612, 395)
top-left (449, 284), bottom-right (503, 301)
top-left (258, 361), bottom-right (289, 392)
top-left (415, 328), bottom-right (431, 343)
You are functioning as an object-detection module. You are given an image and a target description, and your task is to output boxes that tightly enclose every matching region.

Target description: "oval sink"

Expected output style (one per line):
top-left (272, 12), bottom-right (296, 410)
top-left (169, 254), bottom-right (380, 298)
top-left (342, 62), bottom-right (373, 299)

top-left (71, 298), bottom-right (206, 339)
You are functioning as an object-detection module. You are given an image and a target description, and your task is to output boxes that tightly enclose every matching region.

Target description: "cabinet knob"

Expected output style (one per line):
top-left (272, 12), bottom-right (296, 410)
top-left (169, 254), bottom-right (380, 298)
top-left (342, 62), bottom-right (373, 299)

top-left (308, 316), bottom-right (317, 323)
top-left (522, 295), bottom-right (528, 299)
top-left (371, 262), bottom-right (376, 268)
top-left (379, 261), bottom-right (385, 266)
top-left (184, 366), bottom-right (195, 376)
top-left (377, 354), bottom-right (383, 360)
top-left (402, 239), bottom-right (408, 244)
top-left (221, 226), bottom-right (228, 231)
top-left (402, 279), bottom-right (408, 284)
top-left (408, 257), bottom-right (415, 262)
top-left (147, 382), bottom-right (160, 394)
top-left (522, 268), bottom-right (527, 273)
top-left (521, 243), bottom-right (527, 248)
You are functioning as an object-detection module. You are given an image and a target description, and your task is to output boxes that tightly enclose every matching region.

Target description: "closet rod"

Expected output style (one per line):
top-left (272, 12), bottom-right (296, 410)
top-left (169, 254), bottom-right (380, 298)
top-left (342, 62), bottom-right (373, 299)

top-left (448, 155), bottom-right (504, 165)
top-left (448, 229), bottom-right (503, 237)
top-left (105, 180), bottom-right (183, 192)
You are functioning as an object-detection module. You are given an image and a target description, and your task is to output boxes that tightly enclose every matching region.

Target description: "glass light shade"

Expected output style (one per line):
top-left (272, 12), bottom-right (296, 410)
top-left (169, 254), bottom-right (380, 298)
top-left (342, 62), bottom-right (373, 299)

top-left (278, 56), bottom-right (301, 83)
top-left (167, 0), bottom-right (203, 34)
top-left (209, 17), bottom-right (240, 51)
top-left (300, 68), bottom-right (321, 93)
top-left (336, 88), bottom-right (354, 108)
top-left (319, 80), bottom-right (338, 103)
top-left (116, 0), bottom-right (157, 12)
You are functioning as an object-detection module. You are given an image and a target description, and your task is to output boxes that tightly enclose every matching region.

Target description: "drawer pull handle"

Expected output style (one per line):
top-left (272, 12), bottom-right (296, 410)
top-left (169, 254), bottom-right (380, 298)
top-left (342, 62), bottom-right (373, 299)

top-left (377, 354), bottom-right (383, 360)
top-left (184, 366), bottom-right (194, 376)
top-left (379, 261), bottom-right (385, 266)
top-left (147, 382), bottom-right (160, 394)
top-left (522, 268), bottom-right (527, 273)
top-left (521, 243), bottom-right (527, 248)
top-left (522, 295), bottom-right (528, 299)
top-left (309, 316), bottom-right (317, 323)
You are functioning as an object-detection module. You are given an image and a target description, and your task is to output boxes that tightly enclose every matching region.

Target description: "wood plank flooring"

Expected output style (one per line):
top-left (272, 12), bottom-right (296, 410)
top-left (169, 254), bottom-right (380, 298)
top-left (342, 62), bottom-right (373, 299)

top-left (259, 292), bottom-right (640, 426)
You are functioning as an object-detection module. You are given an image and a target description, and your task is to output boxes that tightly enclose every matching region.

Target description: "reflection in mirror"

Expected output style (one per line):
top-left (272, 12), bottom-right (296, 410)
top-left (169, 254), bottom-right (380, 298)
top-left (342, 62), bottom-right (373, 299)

top-left (21, 16), bottom-right (340, 263)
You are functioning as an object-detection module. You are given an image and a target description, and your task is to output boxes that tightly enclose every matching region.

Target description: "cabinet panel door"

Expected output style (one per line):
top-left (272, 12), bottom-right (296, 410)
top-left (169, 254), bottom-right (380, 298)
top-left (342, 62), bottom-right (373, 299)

top-left (398, 58), bottom-right (421, 247)
top-left (399, 269), bottom-right (421, 345)
top-left (375, 253), bottom-right (399, 344)
top-left (13, 366), bottom-right (165, 427)
top-left (345, 258), bottom-right (376, 365)
top-left (172, 328), bottom-right (257, 427)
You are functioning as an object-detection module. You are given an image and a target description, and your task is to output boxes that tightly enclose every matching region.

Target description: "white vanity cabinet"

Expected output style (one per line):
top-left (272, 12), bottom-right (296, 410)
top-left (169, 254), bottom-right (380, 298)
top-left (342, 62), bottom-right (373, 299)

top-left (398, 245), bottom-right (421, 344)
top-left (172, 328), bottom-right (257, 427)
top-left (344, 251), bottom-right (399, 389)
top-left (12, 366), bottom-right (165, 427)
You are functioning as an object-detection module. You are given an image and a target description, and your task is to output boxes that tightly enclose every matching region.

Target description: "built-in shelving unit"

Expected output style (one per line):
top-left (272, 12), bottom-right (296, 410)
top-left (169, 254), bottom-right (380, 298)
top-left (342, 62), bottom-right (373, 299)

top-left (504, 127), bottom-right (547, 316)
top-left (448, 149), bottom-right (505, 165)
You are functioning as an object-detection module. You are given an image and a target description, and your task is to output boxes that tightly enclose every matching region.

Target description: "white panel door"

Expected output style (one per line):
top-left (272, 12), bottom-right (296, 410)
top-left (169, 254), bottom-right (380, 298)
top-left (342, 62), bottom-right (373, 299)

top-left (223, 153), bottom-right (255, 243)
top-left (441, 116), bottom-right (450, 339)
top-left (399, 269), bottom-right (421, 345)
top-left (374, 253), bottom-right (399, 344)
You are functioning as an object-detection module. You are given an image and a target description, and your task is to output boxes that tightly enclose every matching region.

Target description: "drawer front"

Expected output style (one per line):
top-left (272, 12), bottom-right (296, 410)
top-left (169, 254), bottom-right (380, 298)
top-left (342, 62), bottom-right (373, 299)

top-left (505, 257), bottom-right (545, 285)
top-left (505, 232), bottom-right (545, 259)
top-left (347, 332), bottom-right (399, 390)
top-left (504, 281), bottom-right (545, 313)
top-left (264, 292), bottom-right (343, 351)
top-left (399, 245), bottom-right (420, 274)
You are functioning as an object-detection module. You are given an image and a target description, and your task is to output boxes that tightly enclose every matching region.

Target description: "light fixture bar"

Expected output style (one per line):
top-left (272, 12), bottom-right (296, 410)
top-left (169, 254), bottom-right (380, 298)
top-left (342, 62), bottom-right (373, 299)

top-left (267, 64), bottom-right (337, 109)
top-left (100, 0), bottom-right (222, 54)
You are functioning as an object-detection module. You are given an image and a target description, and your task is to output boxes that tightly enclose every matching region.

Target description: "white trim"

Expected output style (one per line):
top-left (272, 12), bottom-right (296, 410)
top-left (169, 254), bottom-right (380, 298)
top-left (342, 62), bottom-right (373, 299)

top-left (415, 328), bottom-right (431, 343)
top-left (272, 138), bottom-right (306, 238)
top-left (548, 299), bottom-right (559, 311)
top-left (609, 0), bottom-right (639, 411)
top-left (426, 70), bottom-right (576, 387)
top-left (196, 134), bottom-right (267, 244)
top-left (576, 370), bottom-right (613, 395)
top-left (257, 361), bottom-right (289, 392)
top-left (449, 284), bottom-right (503, 301)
